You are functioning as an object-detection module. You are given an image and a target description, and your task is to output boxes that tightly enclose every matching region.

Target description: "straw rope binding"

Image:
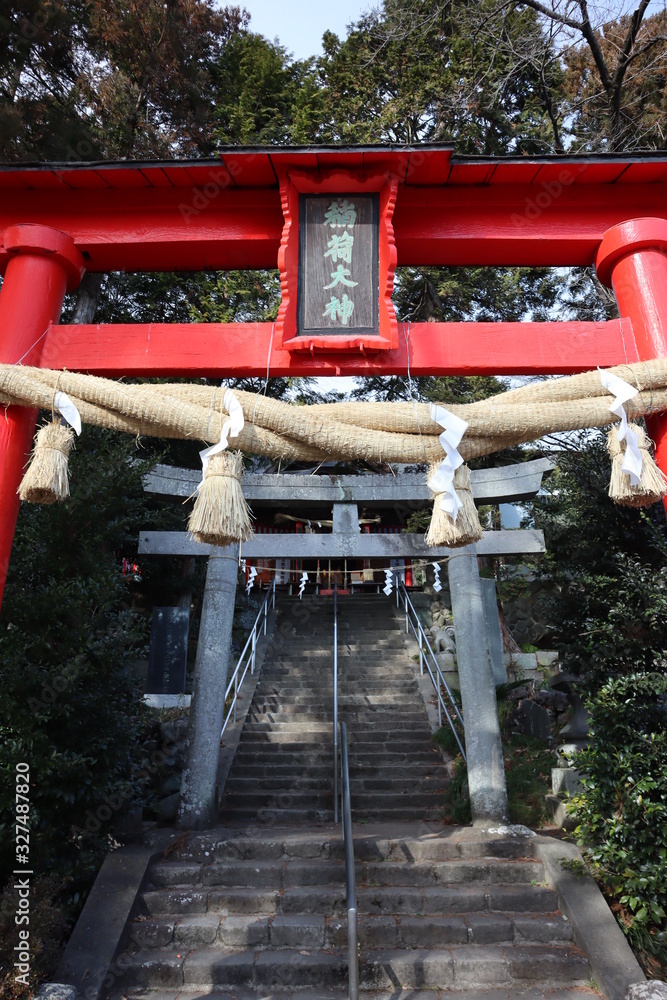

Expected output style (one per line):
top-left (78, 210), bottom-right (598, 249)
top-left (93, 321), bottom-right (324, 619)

top-left (425, 463), bottom-right (484, 548)
top-left (4, 359), bottom-right (667, 513)
top-left (607, 422), bottom-right (667, 508)
top-left (187, 450), bottom-right (254, 547)
top-left (18, 420), bottom-right (76, 504)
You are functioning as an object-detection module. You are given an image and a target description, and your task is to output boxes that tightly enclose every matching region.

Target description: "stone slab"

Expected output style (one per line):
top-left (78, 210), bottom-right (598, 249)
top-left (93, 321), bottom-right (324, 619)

top-left (142, 693), bottom-right (191, 709)
top-left (139, 528), bottom-right (546, 559)
top-left (552, 766), bottom-right (583, 796)
top-left (144, 458), bottom-right (554, 505)
top-left (56, 845), bottom-right (156, 1000)
top-left (534, 835), bottom-right (646, 1000)
top-left (481, 576), bottom-right (508, 685)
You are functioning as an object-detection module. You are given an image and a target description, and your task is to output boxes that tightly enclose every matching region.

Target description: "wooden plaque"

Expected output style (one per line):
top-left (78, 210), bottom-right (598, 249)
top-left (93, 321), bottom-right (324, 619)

top-left (297, 194), bottom-right (378, 339)
top-left (275, 165), bottom-right (399, 352)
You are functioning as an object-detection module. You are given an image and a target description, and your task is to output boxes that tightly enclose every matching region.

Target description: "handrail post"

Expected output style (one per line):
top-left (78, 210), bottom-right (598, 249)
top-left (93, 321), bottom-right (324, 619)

top-left (333, 577), bottom-right (339, 824)
top-left (220, 583), bottom-right (275, 741)
top-left (419, 628), bottom-right (424, 676)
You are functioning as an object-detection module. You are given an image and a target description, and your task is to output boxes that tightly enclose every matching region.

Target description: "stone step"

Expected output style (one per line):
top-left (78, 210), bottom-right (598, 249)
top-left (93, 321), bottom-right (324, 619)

top-left (258, 682), bottom-right (420, 693)
top-left (270, 638), bottom-right (404, 646)
top-left (241, 722), bottom-right (434, 736)
top-left (262, 671), bottom-right (416, 681)
top-left (114, 944), bottom-right (589, 991)
top-left (234, 733), bottom-right (335, 744)
top-left (140, 880), bottom-right (558, 920)
top-left (218, 806), bottom-right (443, 824)
top-left (158, 831), bottom-right (538, 864)
top-left (257, 684), bottom-right (420, 694)
top-left (270, 652), bottom-right (414, 658)
top-left (259, 672), bottom-right (418, 681)
top-left (230, 751), bottom-right (442, 767)
top-left (145, 858), bottom-right (544, 892)
top-left (268, 654), bottom-right (406, 663)
top-left (229, 749), bottom-right (331, 762)
top-left (256, 689), bottom-right (420, 700)
top-left (221, 791), bottom-right (446, 811)
top-left (236, 737), bottom-right (436, 752)
top-left (228, 755), bottom-right (449, 788)
top-left (118, 990), bottom-right (600, 1000)
top-left (128, 910), bottom-right (573, 952)
top-left (247, 710), bottom-right (429, 723)
top-left (243, 715), bottom-right (433, 727)
top-left (224, 776), bottom-right (448, 793)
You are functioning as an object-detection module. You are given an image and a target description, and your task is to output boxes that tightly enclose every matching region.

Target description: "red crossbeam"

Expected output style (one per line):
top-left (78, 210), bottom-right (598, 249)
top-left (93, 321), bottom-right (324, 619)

top-left (0, 183), bottom-right (666, 271)
top-left (41, 319), bottom-right (638, 377)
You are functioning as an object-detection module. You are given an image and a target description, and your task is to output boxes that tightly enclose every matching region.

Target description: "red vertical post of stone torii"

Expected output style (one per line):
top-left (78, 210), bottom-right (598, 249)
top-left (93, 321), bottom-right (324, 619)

top-left (1, 144), bottom-right (667, 607)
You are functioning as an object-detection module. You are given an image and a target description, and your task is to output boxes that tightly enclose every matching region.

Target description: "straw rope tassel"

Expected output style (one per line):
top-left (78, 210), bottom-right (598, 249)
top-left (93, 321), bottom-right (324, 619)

top-left (425, 463), bottom-right (484, 547)
top-left (607, 423), bottom-right (667, 508)
top-left (18, 420), bottom-right (76, 504)
top-left (188, 450), bottom-right (254, 547)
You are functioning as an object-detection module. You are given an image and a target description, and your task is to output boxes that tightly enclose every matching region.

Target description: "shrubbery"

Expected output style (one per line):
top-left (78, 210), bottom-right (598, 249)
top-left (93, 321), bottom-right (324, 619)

top-left (569, 672), bottom-right (667, 967)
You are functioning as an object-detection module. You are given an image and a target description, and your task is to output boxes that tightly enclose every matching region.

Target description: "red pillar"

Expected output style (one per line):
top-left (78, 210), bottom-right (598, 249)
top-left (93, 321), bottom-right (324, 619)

top-left (0, 224), bottom-right (85, 608)
top-left (596, 219), bottom-right (667, 515)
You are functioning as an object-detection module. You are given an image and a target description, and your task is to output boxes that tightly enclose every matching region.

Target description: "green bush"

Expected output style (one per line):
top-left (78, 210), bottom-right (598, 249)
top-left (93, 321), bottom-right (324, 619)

top-left (569, 672), bottom-right (667, 964)
top-left (0, 428), bottom-right (165, 991)
top-left (530, 435), bottom-right (667, 693)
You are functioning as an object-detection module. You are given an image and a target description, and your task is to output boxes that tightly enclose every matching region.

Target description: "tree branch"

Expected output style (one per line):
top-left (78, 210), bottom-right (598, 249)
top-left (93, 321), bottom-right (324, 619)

top-left (621, 34), bottom-right (667, 69)
top-left (577, 0), bottom-right (613, 94)
top-left (610, 0), bottom-right (651, 134)
top-left (540, 61), bottom-right (564, 151)
top-left (514, 0), bottom-right (583, 32)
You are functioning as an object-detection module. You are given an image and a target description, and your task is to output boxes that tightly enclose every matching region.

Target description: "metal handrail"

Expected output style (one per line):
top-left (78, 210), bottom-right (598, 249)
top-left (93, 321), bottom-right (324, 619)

top-left (333, 577), bottom-right (339, 824)
top-left (396, 582), bottom-right (467, 762)
top-left (340, 721), bottom-right (359, 1000)
top-left (220, 577), bottom-right (276, 739)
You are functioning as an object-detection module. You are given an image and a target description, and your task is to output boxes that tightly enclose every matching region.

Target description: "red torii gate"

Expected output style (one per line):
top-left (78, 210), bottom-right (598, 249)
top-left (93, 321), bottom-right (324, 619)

top-left (1, 144), bottom-right (667, 607)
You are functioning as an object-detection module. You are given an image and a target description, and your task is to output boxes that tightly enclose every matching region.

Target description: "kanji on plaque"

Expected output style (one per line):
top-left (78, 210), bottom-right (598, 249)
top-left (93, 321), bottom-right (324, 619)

top-left (323, 294), bottom-right (355, 326)
top-left (324, 199), bottom-right (357, 228)
top-left (324, 232), bottom-right (354, 263)
top-left (297, 193), bottom-right (378, 338)
top-left (324, 265), bottom-right (358, 290)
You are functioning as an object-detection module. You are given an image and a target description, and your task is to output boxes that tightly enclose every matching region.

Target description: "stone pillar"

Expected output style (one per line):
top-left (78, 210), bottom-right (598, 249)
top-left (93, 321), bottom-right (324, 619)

top-left (596, 219), bottom-right (667, 516)
top-left (0, 224), bottom-right (85, 608)
top-left (178, 546), bottom-right (239, 829)
top-left (332, 503), bottom-right (360, 534)
top-left (447, 548), bottom-right (509, 824)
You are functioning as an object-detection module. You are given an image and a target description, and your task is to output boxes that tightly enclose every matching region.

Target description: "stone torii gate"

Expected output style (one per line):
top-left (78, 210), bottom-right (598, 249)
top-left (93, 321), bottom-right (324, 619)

top-left (140, 460), bottom-right (551, 827)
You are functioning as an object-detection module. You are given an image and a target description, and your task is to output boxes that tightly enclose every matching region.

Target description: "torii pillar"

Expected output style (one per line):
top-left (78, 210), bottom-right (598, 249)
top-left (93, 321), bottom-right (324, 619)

top-left (0, 225), bottom-right (85, 605)
top-left (597, 219), bottom-right (667, 516)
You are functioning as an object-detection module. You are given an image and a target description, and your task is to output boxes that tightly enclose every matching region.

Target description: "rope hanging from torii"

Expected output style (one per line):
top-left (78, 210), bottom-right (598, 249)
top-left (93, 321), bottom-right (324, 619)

top-left (2, 358), bottom-right (666, 549)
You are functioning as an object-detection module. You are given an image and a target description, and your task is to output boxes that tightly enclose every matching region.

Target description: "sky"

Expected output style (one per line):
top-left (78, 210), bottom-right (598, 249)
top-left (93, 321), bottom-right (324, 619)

top-left (240, 0), bottom-right (372, 61)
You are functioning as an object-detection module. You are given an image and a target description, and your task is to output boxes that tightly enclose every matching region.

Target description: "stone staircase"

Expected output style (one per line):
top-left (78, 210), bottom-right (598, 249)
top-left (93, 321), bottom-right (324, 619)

top-left (112, 826), bottom-right (592, 997)
top-left (220, 593), bottom-right (447, 824)
top-left (108, 594), bottom-right (595, 998)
